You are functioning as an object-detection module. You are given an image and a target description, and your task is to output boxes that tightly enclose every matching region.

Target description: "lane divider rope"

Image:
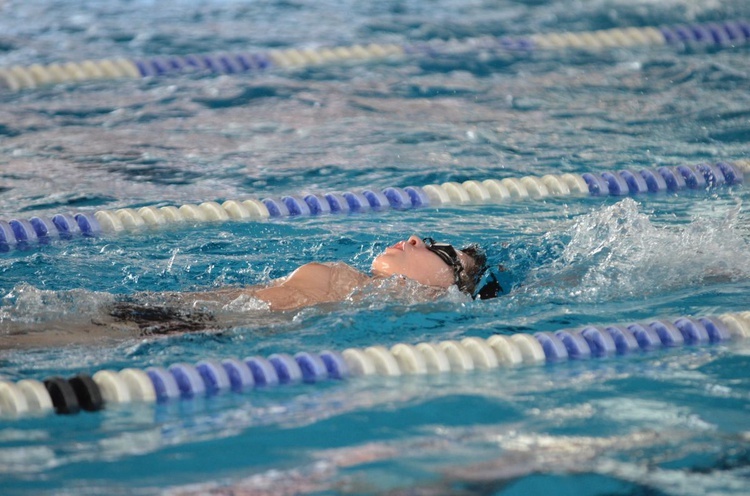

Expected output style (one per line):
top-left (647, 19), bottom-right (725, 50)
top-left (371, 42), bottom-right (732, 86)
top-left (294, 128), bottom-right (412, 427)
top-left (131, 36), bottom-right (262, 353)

top-left (1, 311), bottom-right (747, 418)
top-left (0, 160), bottom-right (746, 252)
top-left (1, 20), bottom-right (748, 91)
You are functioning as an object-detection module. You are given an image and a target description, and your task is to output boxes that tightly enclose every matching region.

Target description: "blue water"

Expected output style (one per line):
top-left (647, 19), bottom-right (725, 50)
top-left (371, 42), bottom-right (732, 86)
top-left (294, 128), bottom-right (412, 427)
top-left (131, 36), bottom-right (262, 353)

top-left (2, 0), bottom-right (750, 494)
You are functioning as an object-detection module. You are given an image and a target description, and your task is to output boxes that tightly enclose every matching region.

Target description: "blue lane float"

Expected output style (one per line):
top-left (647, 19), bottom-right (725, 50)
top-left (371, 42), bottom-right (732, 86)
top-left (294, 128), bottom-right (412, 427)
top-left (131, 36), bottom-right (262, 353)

top-left (0, 160), bottom-right (746, 253)
top-left (220, 358), bottom-right (255, 391)
top-left (628, 323), bottom-right (662, 350)
top-left (2, 311), bottom-right (748, 418)
top-left (650, 320), bottom-right (685, 347)
top-left (168, 363), bottom-right (207, 399)
top-left (245, 356), bottom-right (280, 387)
top-left (0, 212), bottom-right (100, 251)
top-left (534, 332), bottom-right (568, 361)
top-left (294, 352), bottom-right (329, 383)
top-left (554, 330), bottom-right (592, 359)
top-left (579, 327), bottom-right (617, 356)
top-left (268, 354), bottom-right (304, 384)
top-left (639, 169), bottom-right (669, 192)
top-left (604, 326), bottom-right (640, 354)
top-left (674, 318), bottom-right (710, 345)
top-left (660, 21), bottom-right (750, 45)
top-left (145, 367), bottom-right (181, 402)
top-left (304, 194), bottom-right (332, 215)
top-left (196, 360), bottom-right (232, 394)
top-left (319, 350), bottom-right (349, 379)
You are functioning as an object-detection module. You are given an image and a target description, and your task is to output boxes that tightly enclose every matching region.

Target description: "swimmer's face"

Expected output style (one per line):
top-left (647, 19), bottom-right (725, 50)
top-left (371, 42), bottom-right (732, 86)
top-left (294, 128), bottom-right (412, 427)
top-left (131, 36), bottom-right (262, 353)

top-left (371, 235), bottom-right (474, 289)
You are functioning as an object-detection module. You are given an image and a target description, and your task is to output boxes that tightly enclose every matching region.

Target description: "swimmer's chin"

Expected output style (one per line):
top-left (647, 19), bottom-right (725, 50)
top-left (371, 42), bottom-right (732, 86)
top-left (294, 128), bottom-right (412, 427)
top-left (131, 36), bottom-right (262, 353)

top-left (369, 262), bottom-right (389, 279)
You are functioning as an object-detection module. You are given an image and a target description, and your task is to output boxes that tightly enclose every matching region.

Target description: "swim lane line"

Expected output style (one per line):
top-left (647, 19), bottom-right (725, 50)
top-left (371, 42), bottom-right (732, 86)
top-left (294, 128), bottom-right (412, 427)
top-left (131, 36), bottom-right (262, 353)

top-left (0, 160), bottom-right (746, 252)
top-left (1, 310), bottom-right (748, 417)
top-left (0, 20), bottom-right (748, 91)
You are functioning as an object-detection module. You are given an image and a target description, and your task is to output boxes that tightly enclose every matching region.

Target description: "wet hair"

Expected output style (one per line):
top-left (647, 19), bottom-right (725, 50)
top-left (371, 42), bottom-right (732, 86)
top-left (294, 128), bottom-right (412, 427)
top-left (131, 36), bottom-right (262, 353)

top-left (461, 245), bottom-right (505, 300)
top-left (458, 244), bottom-right (487, 296)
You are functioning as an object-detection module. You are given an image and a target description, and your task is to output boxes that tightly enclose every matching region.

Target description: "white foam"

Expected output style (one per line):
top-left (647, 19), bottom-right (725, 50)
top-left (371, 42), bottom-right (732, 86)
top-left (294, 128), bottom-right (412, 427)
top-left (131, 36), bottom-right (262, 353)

top-left (521, 198), bottom-right (750, 302)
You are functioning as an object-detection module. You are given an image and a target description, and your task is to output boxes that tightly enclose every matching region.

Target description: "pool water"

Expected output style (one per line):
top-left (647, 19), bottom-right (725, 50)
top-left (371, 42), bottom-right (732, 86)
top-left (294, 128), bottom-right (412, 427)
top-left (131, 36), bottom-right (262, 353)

top-left (1, 0), bottom-right (750, 494)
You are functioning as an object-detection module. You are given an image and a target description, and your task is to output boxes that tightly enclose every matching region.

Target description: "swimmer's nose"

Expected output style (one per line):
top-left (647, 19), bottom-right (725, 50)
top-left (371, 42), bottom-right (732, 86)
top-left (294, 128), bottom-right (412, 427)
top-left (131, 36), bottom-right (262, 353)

top-left (407, 235), bottom-right (423, 247)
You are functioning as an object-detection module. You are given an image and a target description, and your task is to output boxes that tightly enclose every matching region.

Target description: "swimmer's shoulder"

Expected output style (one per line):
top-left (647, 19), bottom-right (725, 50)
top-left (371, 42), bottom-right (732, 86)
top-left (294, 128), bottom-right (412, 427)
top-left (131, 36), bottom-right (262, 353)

top-left (283, 262), bottom-right (367, 290)
top-left (252, 262), bottom-right (369, 311)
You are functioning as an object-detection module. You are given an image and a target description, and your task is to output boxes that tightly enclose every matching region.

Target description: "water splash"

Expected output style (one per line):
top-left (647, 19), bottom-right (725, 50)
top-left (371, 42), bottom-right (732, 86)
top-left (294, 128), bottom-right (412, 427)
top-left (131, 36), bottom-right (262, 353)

top-left (0, 283), bottom-right (115, 326)
top-left (518, 198), bottom-right (750, 303)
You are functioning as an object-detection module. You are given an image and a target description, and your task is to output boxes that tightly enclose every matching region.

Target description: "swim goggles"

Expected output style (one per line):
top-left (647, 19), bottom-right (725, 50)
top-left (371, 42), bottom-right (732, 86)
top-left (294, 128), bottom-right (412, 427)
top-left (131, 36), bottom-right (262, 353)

top-left (423, 237), bottom-right (469, 292)
top-left (424, 237), bottom-right (503, 299)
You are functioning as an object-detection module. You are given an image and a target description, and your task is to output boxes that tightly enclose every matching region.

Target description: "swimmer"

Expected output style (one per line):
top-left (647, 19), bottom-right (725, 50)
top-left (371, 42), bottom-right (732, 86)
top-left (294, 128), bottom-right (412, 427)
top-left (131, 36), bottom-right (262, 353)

top-left (253, 235), bottom-right (492, 311)
top-left (1, 236), bottom-right (501, 347)
top-left (108, 235), bottom-right (500, 333)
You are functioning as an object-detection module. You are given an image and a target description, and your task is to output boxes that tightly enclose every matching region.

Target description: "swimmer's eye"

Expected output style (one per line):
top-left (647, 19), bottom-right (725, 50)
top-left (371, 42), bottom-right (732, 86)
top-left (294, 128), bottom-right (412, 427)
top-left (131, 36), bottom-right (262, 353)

top-left (423, 237), bottom-right (468, 291)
